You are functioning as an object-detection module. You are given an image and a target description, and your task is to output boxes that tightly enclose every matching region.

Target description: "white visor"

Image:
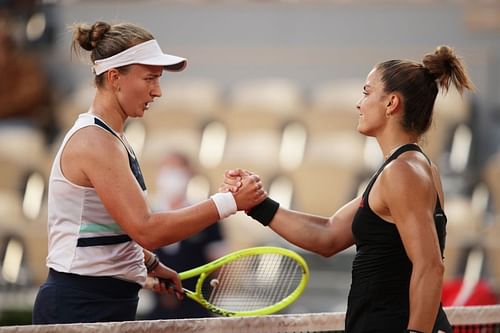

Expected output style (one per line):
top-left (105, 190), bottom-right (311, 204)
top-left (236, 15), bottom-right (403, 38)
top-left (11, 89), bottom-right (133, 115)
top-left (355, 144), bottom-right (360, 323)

top-left (93, 39), bottom-right (187, 75)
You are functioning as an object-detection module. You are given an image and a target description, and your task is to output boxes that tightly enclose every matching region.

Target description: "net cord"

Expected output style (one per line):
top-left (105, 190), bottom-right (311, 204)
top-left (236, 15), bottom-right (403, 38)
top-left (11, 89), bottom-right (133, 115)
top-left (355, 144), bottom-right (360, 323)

top-left (3, 306), bottom-right (500, 333)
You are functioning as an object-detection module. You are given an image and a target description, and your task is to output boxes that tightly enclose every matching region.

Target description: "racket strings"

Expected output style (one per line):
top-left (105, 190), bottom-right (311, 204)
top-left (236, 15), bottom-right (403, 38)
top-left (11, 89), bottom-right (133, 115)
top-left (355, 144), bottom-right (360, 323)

top-left (202, 253), bottom-right (303, 311)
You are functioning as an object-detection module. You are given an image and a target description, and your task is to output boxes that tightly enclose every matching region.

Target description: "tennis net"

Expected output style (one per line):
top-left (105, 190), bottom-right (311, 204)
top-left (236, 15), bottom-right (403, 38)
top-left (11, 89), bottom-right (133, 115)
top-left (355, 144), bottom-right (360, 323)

top-left (0, 305), bottom-right (499, 332)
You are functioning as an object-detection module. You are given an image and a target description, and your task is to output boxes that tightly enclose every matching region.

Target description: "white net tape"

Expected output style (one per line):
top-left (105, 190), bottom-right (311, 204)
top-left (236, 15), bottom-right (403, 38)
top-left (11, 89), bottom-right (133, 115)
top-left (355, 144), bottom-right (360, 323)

top-left (445, 305), bottom-right (500, 325)
top-left (1, 305), bottom-right (499, 333)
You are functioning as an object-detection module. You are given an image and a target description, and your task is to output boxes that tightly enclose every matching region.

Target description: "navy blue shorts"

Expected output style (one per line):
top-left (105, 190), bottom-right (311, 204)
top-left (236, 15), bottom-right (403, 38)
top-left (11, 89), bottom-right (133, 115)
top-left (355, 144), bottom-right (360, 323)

top-left (32, 269), bottom-right (141, 324)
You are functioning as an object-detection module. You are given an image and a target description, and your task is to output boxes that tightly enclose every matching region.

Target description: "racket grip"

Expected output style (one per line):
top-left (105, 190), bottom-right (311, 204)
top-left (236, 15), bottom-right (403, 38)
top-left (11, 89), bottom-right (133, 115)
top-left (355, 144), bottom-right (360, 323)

top-left (144, 276), bottom-right (159, 289)
top-left (144, 276), bottom-right (182, 294)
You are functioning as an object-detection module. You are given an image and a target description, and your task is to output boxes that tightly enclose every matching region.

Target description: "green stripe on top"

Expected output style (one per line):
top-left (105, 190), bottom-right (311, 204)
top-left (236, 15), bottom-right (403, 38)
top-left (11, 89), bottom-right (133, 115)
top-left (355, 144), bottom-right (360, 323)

top-left (79, 222), bottom-right (124, 234)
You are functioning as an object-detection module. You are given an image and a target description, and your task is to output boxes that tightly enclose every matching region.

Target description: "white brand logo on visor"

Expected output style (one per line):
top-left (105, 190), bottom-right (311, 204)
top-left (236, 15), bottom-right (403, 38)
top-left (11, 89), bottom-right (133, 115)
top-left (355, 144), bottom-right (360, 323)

top-left (93, 40), bottom-right (187, 75)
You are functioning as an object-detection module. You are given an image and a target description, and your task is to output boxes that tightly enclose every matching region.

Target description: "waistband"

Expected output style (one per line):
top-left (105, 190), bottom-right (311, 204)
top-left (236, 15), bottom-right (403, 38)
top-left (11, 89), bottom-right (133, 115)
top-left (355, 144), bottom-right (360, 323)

top-left (47, 268), bottom-right (141, 298)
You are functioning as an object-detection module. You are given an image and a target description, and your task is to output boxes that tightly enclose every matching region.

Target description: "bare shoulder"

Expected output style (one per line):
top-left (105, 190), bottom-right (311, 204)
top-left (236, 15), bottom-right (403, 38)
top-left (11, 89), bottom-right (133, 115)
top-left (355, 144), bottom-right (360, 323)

top-left (379, 151), bottom-right (434, 197)
top-left (65, 126), bottom-right (126, 161)
top-left (61, 126), bottom-right (128, 186)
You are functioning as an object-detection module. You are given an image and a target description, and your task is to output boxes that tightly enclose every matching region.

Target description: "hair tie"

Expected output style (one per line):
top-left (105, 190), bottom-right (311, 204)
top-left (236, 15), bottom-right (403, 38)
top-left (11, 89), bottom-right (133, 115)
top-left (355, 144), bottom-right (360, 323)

top-left (422, 63), bottom-right (437, 81)
top-left (85, 28), bottom-right (94, 50)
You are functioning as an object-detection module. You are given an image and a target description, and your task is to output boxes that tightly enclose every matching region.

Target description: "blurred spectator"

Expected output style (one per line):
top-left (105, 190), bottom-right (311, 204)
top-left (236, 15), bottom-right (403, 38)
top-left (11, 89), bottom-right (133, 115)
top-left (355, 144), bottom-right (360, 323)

top-left (145, 151), bottom-right (227, 319)
top-left (0, 10), bottom-right (58, 144)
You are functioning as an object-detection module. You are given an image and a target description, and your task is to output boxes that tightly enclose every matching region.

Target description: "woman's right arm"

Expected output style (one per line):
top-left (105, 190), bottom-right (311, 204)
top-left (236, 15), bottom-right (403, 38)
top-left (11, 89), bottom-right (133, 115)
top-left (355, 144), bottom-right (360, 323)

top-left (61, 127), bottom-right (265, 250)
top-left (266, 197), bottom-right (358, 257)
top-left (223, 169), bottom-right (358, 257)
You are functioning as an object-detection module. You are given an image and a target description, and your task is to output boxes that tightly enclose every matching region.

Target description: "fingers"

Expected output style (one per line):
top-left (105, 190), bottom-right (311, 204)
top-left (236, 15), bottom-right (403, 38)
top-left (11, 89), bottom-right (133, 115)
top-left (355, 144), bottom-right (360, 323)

top-left (225, 168), bottom-right (250, 177)
top-left (170, 277), bottom-right (184, 300)
top-left (150, 277), bottom-right (163, 292)
top-left (218, 185), bottom-right (230, 193)
top-left (163, 269), bottom-right (184, 300)
top-left (157, 277), bottom-right (184, 300)
top-left (158, 278), bottom-right (170, 293)
top-left (240, 173), bottom-right (261, 187)
top-left (223, 170), bottom-right (243, 193)
top-left (240, 175), bottom-right (263, 196)
top-left (148, 263), bottom-right (185, 300)
top-left (219, 183), bottom-right (240, 193)
top-left (222, 170), bottom-right (264, 208)
top-left (144, 276), bottom-right (157, 290)
top-left (243, 169), bottom-right (256, 176)
top-left (231, 172), bottom-right (268, 211)
top-left (254, 182), bottom-right (267, 198)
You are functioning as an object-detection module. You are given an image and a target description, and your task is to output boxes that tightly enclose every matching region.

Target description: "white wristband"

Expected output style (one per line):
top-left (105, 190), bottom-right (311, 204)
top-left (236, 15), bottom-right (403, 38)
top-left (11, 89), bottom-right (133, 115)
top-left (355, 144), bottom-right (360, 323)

top-left (210, 192), bottom-right (237, 219)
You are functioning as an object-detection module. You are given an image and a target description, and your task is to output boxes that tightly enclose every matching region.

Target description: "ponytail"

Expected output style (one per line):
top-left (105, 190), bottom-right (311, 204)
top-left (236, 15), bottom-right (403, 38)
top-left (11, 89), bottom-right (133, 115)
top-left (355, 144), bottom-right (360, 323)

top-left (422, 45), bottom-right (474, 94)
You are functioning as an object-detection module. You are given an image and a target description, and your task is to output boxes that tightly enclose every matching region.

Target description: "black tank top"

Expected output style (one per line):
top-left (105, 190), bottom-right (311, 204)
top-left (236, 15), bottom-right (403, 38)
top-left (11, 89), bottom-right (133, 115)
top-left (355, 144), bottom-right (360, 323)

top-left (345, 143), bottom-right (451, 333)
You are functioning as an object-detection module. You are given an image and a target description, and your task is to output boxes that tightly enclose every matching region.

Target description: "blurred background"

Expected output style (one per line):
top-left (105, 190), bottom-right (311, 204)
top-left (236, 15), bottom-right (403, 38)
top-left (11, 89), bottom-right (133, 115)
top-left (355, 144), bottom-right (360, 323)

top-left (0, 0), bottom-right (499, 325)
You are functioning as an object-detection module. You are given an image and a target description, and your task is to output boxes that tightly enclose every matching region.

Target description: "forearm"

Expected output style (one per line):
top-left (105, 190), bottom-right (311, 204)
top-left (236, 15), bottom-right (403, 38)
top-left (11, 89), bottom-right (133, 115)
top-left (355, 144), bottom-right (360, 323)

top-left (135, 199), bottom-right (220, 250)
top-left (407, 263), bottom-right (444, 332)
top-left (263, 197), bottom-right (358, 257)
top-left (270, 208), bottom-right (339, 257)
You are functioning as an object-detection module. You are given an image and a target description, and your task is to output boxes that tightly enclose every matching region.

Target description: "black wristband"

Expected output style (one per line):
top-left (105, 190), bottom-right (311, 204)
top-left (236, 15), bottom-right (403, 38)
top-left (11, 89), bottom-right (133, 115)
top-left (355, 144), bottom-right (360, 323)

top-left (404, 330), bottom-right (425, 333)
top-left (247, 197), bottom-right (279, 226)
top-left (146, 255), bottom-right (160, 273)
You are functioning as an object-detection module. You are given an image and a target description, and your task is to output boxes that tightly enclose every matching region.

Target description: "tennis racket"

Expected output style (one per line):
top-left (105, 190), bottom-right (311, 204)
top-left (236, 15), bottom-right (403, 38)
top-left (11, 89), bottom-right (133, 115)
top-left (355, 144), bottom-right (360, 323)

top-left (145, 246), bottom-right (309, 317)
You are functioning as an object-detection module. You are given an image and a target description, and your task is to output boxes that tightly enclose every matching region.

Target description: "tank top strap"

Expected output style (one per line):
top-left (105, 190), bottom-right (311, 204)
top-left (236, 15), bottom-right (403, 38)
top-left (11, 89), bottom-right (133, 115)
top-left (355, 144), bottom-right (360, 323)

top-left (94, 117), bottom-right (118, 138)
top-left (387, 143), bottom-right (428, 164)
top-left (93, 117), bottom-right (146, 191)
top-left (93, 118), bottom-right (136, 159)
top-left (362, 143), bottom-right (423, 201)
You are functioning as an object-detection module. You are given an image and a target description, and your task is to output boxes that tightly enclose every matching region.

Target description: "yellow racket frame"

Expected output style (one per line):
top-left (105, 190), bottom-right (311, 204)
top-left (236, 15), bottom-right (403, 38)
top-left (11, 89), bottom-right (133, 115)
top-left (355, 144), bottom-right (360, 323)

top-left (178, 246), bottom-right (309, 317)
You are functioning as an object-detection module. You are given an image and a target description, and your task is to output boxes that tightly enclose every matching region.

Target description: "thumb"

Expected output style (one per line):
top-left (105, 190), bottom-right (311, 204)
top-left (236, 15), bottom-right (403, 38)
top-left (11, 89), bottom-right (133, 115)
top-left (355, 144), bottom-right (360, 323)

top-left (225, 169), bottom-right (244, 177)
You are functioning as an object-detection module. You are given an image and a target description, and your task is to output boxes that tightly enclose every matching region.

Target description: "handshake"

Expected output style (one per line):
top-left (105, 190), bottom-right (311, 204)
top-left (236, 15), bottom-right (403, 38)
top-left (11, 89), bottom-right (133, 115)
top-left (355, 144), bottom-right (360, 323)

top-left (211, 169), bottom-right (279, 226)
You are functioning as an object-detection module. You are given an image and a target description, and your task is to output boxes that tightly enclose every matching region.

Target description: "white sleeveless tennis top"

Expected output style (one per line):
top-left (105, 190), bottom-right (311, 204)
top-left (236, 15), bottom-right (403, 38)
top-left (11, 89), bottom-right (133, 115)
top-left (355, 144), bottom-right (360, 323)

top-left (46, 113), bottom-right (147, 286)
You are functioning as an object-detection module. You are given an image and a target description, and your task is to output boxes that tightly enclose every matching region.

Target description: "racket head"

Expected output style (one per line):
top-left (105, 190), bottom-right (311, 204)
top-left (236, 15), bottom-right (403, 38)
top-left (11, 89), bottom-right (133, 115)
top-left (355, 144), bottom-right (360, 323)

top-left (180, 246), bottom-right (309, 317)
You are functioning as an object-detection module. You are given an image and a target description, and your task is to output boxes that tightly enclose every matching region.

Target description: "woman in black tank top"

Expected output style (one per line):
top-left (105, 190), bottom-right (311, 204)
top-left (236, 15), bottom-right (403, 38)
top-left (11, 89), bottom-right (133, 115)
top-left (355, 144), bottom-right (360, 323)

top-left (223, 45), bottom-right (474, 333)
top-left (347, 143), bottom-right (450, 332)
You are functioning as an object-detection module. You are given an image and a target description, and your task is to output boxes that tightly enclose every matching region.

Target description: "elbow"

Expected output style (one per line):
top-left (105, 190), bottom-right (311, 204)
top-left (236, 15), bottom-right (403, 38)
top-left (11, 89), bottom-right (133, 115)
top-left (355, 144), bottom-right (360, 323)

top-left (414, 258), bottom-right (445, 283)
top-left (310, 236), bottom-right (346, 258)
top-left (429, 260), bottom-right (446, 290)
top-left (434, 260), bottom-right (445, 281)
top-left (127, 216), bottom-right (161, 250)
top-left (314, 244), bottom-right (340, 258)
top-left (428, 257), bottom-right (445, 278)
top-left (317, 250), bottom-right (335, 258)
top-left (318, 248), bottom-right (341, 258)
top-left (131, 231), bottom-right (158, 251)
top-left (137, 238), bottom-right (158, 251)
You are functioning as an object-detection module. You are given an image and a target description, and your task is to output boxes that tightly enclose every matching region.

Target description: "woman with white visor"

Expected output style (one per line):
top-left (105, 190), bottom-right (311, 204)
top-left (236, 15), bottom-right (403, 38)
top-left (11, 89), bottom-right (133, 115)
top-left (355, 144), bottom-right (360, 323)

top-left (32, 21), bottom-right (266, 324)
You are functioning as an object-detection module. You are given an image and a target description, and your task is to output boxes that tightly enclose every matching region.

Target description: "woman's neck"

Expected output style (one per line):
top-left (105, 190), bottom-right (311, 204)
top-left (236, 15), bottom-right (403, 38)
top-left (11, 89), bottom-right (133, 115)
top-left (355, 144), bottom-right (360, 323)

top-left (89, 91), bottom-right (127, 135)
top-left (378, 132), bottom-right (419, 160)
top-left (384, 142), bottom-right (418, 160)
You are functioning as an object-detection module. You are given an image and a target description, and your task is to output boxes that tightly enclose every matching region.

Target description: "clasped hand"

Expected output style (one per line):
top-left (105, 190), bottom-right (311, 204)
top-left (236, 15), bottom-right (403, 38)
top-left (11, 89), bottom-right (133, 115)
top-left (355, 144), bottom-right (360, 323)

top-left (219, 169), bottom-right (267, 211)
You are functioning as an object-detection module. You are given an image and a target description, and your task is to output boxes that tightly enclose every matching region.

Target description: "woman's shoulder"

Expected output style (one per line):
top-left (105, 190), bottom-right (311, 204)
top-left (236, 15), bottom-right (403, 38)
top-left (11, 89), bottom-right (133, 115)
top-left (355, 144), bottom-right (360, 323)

top-left (65, 122), bottom-right (126, 161)
top-left (381, 152), bottom-right (435, 190)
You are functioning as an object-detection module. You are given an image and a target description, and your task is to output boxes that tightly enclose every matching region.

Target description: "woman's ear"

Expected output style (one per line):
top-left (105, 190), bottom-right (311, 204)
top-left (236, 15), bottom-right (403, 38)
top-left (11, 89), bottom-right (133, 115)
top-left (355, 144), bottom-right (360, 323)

top-left (106, 69), bottom-right (121, 91)
top-left (385, 93), bottom-right (401, 116)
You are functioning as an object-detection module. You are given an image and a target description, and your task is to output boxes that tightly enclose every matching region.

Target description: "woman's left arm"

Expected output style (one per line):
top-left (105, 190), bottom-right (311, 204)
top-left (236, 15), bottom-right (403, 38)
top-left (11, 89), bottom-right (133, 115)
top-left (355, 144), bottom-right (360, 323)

top-left (380, 159), bottom-right (445, 333)
top-left (143, 249), bottom-right (183, 299)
